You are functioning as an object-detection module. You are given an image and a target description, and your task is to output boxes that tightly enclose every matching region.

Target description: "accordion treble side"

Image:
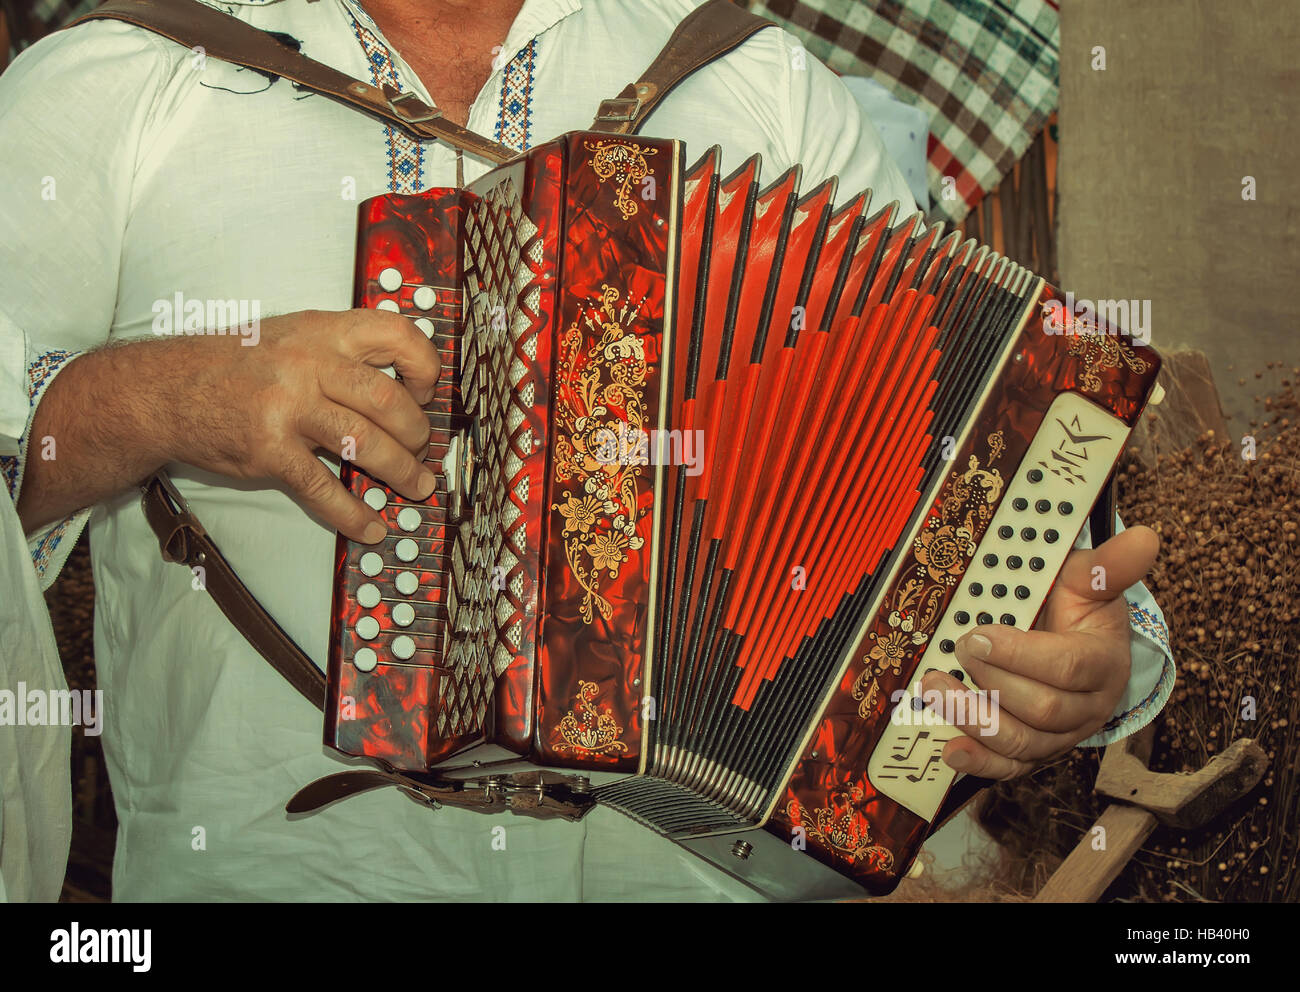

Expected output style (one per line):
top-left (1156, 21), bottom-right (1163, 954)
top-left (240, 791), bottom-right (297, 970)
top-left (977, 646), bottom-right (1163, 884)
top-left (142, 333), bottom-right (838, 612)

top-left (323, 131), bottom-right (1162, 898)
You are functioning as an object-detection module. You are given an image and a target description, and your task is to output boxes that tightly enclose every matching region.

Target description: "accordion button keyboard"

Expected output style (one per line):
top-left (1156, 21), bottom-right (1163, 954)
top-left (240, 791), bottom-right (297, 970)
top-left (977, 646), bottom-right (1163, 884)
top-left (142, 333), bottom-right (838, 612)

top-left (359, 552), bottom-right (383, 577)
top-left (356, 616), bottom-right (380, 641)
top-left (363, 487), bottom-right (388, 511)
top-left (356, 583), bottom-right (381, 609)
top-left (395, 571), bottom-right (418, 596)
top-left (353, 647), bottom-right (378, 673)
top-left (413, 318), bottom-right (435, 339)
top-left (392, 602), bottom-right (415, 627)
top-left (395, 538), bottom-right (419, 562)
top-left (412, 286), bottom-right (436, 310)
top-left (867, 391), bottom-right (1131, 823)
top-left (378, 267), bottom-right (403, 292)
top-left (397, 507), bottom-right (421, 532)
top-left (376, 299), bottom-right (400, 313)
top-left (391, 635), bottom-right (415, 661)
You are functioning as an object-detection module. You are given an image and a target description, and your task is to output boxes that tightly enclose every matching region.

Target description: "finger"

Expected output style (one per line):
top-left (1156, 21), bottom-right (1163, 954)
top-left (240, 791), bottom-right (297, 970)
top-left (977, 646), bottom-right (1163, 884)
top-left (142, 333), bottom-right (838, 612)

top-left (1056, 524), bottom-right (1160, 604)
top-left (277, 446), bottom-right (386, 544)
top-left (342, 309), bottom-right (442, 403)
top-left (320, 360), bottom-right (432, 455)
top-left (302, 401), bottom-right (437, 503)
top-left (940, 735), bottom-right (1036, 781)
top-left (922, 653), bottom-right (1100, 734)
top-left (953, 624), bottom-right (1120, 693)
top-left (922, 670), bottom-right (1077, 764)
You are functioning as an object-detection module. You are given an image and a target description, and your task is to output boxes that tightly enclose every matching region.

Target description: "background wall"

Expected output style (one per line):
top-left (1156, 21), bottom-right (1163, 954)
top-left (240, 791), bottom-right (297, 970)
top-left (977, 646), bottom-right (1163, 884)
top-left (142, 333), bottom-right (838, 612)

top-left (1057, 0), bottom-right (1299, 428)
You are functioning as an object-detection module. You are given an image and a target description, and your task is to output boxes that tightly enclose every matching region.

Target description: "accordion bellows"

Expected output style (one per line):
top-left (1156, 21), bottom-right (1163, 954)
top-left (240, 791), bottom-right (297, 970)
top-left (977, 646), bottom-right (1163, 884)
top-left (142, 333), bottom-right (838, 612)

top-left (325, 132), bottom-right (1160, 896)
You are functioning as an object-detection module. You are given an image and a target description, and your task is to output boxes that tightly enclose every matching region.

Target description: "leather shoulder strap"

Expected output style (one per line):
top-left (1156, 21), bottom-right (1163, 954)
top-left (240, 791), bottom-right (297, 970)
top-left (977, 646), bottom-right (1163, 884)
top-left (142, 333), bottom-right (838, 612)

top-left (590, 0), bottom-right (775, 135)
top-left (70, 0), bottom-right (516, 164)
top-left (140, 473), bottom-right (328, 709)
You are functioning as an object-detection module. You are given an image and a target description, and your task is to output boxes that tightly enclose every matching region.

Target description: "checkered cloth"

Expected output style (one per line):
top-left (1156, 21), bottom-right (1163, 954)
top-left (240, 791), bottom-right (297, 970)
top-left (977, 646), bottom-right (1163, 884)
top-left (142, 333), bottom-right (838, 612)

top-left (754, 0), bottom-right (1060, 224)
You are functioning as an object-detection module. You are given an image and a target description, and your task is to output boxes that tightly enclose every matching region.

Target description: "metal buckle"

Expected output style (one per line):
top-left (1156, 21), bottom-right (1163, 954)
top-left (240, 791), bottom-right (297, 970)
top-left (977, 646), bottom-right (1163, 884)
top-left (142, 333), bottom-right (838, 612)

top-left (386, 89), bottom-right (443, 125)
top-left (593, 96), bottom-right (640, 123)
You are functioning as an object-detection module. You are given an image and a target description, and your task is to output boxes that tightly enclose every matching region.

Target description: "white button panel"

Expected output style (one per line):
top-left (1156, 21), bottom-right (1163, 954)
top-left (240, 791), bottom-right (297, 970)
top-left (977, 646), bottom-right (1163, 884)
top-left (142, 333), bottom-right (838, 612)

top-left (867, 391), bottom-right (1131, 822)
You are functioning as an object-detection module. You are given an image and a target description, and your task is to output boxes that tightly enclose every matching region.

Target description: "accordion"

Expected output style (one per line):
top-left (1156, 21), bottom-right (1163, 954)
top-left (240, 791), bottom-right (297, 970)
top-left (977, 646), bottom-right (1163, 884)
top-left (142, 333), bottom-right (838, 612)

top-left (324, 131), bottom-right (1161, 898)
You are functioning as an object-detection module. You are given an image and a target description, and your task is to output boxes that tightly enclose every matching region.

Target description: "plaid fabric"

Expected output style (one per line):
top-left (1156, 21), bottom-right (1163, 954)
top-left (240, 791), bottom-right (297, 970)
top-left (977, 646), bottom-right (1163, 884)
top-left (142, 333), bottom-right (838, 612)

top-left (754, 0), bottom-right (1060, 224)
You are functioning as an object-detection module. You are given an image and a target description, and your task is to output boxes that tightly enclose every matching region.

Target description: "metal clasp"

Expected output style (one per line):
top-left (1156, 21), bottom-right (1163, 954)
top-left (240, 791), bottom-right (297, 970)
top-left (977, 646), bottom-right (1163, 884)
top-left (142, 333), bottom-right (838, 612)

top-left (386, 88), bottom-right (444, 125)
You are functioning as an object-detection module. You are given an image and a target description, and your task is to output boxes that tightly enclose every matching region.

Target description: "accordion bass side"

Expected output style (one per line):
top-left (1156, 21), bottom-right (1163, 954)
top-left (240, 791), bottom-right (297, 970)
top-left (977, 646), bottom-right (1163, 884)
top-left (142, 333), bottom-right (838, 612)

top-left (324, 131), bottom-right (1162, 898)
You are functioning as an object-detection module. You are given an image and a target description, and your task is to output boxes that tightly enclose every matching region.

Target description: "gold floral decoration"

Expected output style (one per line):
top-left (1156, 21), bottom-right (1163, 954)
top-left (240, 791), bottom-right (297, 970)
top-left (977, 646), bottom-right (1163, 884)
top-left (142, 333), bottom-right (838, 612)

top-left (585, 139), bottom-right (658, 220)
top-left (855, 433), bottom-right (1005, 723)
top-left (551, 285), bottom-right (649, 623)
top-left (1041, 301), bottom-right (1151, 393)
top-left (785, 788), bottom-right (895, 870)
top-left (556, 680), bottom-right (628, 756)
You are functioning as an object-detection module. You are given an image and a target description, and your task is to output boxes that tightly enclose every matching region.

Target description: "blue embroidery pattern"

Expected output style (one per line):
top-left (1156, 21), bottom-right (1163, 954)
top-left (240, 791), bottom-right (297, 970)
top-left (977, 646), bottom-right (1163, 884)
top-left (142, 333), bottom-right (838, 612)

top-left (495, 39), bottom-right (538, 152)
top-left (350, 21), bottom-right (424, 194)
top-left (2, 348), bottom-right (84, 582)
top-left (1096, 599), bottom-right (1176, 736)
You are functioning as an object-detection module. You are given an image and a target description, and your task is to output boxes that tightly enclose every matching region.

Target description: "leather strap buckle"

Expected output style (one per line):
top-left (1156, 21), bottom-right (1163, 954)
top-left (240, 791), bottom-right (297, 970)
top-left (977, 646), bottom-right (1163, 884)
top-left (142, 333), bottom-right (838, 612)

top-left (383, 86), bottom-right (443, 125)
top-left (593, 95), bottom-right (641, 124)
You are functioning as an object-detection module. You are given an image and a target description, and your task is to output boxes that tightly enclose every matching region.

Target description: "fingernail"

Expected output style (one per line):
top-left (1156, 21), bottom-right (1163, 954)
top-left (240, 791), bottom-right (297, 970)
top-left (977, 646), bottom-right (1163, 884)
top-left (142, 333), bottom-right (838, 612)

top-left (964, 633), bottom-right (993, 660)
top-left (946, 750), bottom-right (970, 772)
top-left (417, 470), bottom-right (437, 498)
top-left (362, 521), bottom-right (386, 544)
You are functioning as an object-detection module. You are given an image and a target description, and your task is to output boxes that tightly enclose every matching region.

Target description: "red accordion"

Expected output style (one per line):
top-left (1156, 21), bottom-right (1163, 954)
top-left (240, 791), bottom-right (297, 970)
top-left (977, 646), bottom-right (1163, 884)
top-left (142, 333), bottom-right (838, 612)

top-left (324, 131), bottom-right (1161, 898)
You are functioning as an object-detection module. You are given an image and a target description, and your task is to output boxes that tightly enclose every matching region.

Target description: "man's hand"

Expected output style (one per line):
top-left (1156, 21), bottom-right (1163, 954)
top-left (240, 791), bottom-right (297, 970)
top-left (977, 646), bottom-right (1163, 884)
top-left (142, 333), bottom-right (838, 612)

top-left (920, 524), bottom-right (1161, 780)
top-left (18, 309), bottom-right (441, 544)
top-left (177, 309), bottom-right (441, 543)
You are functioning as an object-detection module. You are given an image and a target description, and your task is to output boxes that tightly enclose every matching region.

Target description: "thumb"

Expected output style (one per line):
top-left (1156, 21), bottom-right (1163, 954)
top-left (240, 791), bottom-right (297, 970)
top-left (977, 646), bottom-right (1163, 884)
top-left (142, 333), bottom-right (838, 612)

top-left (1057, 523), bottom-right (1159, 603)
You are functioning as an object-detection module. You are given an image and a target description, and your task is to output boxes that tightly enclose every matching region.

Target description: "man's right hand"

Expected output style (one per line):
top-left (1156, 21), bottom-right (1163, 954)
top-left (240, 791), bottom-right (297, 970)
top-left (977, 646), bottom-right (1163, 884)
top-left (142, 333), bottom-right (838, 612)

top-left (17, 309), bottom-right (442, 545)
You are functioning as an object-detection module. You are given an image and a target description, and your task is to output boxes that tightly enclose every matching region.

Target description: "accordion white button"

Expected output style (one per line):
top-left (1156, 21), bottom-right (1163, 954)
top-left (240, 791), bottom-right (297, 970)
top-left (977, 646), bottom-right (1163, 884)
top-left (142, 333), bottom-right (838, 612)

top-left (353, 647), bottom-right (378, 673)
top-left (377, 267), bottom-right (403, 292)
top-left (395, 570), bottom-right (419, 595)
top-left (395, 538), bottom-right (419, 562)
top-left (392, 602), bottom-right (415, 627)
top-left (413, 317), bottom-right (435, 339)
top-left (355, 616), bottom-right (380, 640)
top-left (376, 299), bottom-right (401, 313)
top-left (356, 583), bottom-right (381, 609)
top-left (380, 366), bottom-right (398, 379)
top-left (397, 506), bottom-right (422, 532)
top-left (391, 635), bottom-right (416, 660)
top-left (359, 552), bottom-right (383, 577)
top-left (363, 487), bottom-right (388, 511)
top-left (412, 286), bottom-right (436, 310)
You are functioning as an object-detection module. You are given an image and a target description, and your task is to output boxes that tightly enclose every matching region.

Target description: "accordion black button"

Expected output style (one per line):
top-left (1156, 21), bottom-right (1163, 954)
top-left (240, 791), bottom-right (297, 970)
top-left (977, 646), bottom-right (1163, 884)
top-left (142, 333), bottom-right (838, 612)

top-left (1035, 499), bottom-right (1051, 513)
top-left (968, 582), bottom-right (983, 596)
top-left (977, 612), bottom-right (993, 625)
top-left (1030, 557), bottom-right (1045, 571)
top-left (983, 553), bottom-right (999, 567)
top-left (992, 583), bottom-right (1007, 598)
top-left (998, 525), bottom-right (1013, 539)
top-left (949, 669), bottom-right (965, 682)
top-left (940, 638), bottom-right (955, 653)
top-left (1012, 497), bottom-right (1028, 511)
top-left (954, 610), bottom-right (970, 625)
top-left (1059, 501), bottom-right (1074, 515)
top-left (911, 696), bottom-right (926, 711)
top-left (1027, 468), bottom-right (1044, 483)
top-left (1020, 527), bottom-right (1036, 541)
top-left (1045, 529), bottom-right (1060, 544)
top-left (1015, 585), bottom-right (1031, 599)
top-left (1000, 614), bottom-right (1016, 625)
top-left (1007, 555), bottom-right (1023, 569)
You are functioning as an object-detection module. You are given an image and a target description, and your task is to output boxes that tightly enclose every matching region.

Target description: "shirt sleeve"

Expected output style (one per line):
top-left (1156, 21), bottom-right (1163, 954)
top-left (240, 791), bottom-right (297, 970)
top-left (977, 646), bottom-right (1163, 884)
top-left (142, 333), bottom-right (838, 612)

top-left (0, 22), bottom-right (176, 588)
top-left (776, 27), bottom-right (918, 216)
top-left (1075, 514), bottom-right (1176, 747)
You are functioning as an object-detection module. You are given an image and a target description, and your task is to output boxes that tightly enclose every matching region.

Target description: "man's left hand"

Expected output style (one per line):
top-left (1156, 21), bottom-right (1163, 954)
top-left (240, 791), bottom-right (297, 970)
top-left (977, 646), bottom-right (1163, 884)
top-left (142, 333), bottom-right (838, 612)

top-left (920, 525), bottom-right (1161, 780)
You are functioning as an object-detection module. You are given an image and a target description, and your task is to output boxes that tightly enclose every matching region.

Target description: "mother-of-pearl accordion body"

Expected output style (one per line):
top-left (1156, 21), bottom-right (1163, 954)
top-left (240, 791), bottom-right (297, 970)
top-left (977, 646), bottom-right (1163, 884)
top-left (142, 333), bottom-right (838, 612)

top-left (324, 132), bottom-right (1161, 898)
